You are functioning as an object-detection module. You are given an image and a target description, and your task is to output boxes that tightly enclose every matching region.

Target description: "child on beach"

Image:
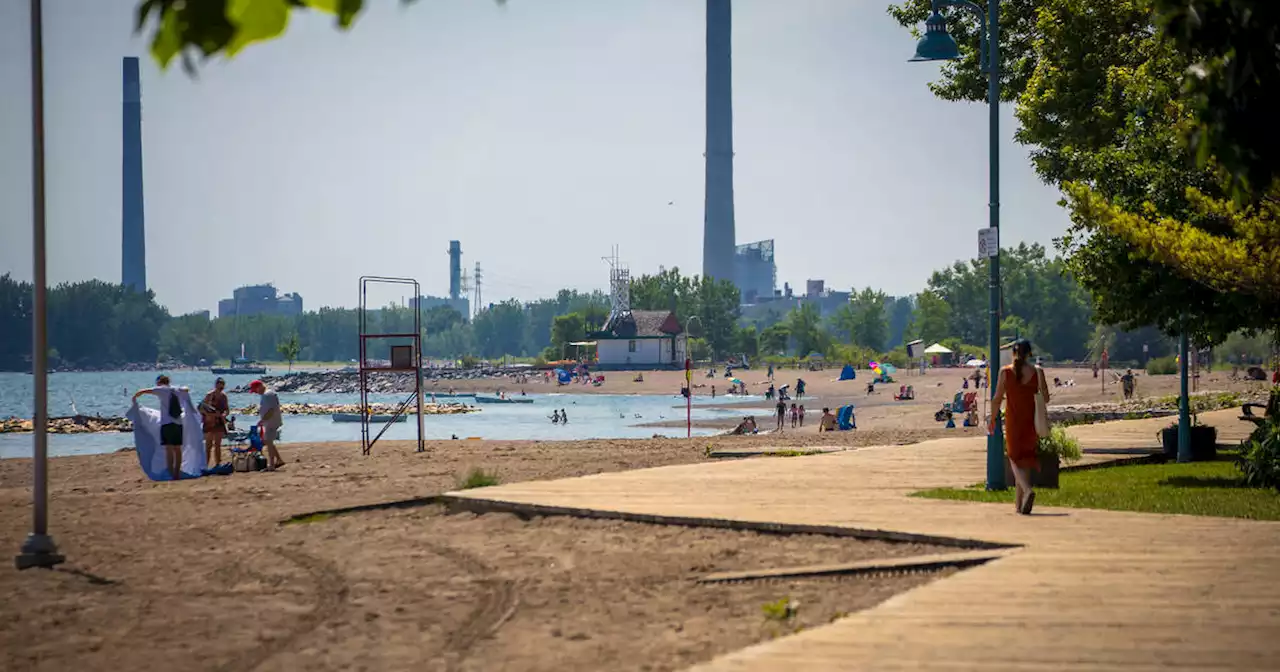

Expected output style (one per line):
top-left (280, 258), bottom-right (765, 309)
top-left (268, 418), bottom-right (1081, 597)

top-left (798, 405), bottom-right (805, 427)
top-left (775, 398), bottom-right (786, 431)
top-left (789, 403), bottom-right (798, 428)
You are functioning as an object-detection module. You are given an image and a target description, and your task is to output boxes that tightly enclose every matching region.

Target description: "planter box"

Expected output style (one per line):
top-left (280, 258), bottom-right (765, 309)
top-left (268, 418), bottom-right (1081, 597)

top-left (1160, 425), bottom-right (1218, 461)
top-left (1004, 453), bottom-right (1061, 489)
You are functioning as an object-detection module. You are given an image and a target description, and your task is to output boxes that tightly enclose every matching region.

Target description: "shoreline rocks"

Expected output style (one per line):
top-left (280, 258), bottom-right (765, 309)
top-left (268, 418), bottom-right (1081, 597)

top-left (233, 368), bottom-right (536, 395)
top-left (0, 402), bottom-right (479, 434)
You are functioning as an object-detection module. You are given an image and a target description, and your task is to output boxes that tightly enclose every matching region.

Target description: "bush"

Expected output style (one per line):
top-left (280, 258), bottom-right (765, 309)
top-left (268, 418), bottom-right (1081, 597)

top-left (1147, 355), bottom-right (1177, 375)
top-left (456, 467), bottom-right (500, 490)
top-left (1038, 425), bottom-right (1082, 464)
top-left (1236, 420), bottom-right (1280, 491)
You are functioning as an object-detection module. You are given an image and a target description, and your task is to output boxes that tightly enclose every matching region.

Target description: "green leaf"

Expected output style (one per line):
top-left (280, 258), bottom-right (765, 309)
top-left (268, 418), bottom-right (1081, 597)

top-left (150, 6), bottom-right (184, 69)
top-left (226, 0), bottom-right (292, 56)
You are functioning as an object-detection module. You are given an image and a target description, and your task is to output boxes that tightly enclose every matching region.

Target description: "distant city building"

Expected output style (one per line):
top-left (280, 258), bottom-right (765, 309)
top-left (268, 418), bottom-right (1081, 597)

top-left (411, 295), bottom-right (471, 321)
top-left (217, 285), bottom-right (304, 318)
top-left (739, 278), bottom-right (849, 324)
top-left (187, 310), bottom-right (211, 321)
top-left (734, 239), bottom-right (776, 304)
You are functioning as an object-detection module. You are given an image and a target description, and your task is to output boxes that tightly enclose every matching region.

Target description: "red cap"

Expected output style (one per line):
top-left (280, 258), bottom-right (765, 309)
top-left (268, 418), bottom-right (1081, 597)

top-left (249, 380), bottom-right (265, 391)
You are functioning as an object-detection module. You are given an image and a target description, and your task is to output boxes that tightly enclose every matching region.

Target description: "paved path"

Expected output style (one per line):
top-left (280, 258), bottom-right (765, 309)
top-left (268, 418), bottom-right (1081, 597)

top-left (449, 410), bottom-right (1280, 670)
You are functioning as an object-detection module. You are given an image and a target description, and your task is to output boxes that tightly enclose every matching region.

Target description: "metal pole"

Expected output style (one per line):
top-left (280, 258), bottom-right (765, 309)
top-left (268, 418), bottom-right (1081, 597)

top-left (1177, 326), bottom-right (1191, 462)
top-left (686, 355), bottom-right (696, 440)
top-left (984, 0), bottom-right (1005, 490)
top-left (17, 0), bottom-right (64, 571)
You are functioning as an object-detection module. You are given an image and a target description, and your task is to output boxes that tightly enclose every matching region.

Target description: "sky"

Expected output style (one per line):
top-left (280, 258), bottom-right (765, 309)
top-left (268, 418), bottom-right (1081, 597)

top-left (0, 0), bottom-right (1070, 315)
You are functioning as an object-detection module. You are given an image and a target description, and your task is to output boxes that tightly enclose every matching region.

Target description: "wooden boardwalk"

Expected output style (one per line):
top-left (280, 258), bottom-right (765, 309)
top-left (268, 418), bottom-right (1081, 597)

top-left (449, 410), bottom-right (1280, 670)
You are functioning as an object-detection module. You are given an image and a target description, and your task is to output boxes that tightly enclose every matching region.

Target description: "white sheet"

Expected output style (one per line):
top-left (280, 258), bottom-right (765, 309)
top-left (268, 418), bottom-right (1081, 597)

top-left (125, 388), bottom-right (208, 480)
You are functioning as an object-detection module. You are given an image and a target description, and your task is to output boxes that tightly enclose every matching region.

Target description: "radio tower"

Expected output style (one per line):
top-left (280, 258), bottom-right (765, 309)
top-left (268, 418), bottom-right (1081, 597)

top-left (473, 262), bottom-right (483, 313)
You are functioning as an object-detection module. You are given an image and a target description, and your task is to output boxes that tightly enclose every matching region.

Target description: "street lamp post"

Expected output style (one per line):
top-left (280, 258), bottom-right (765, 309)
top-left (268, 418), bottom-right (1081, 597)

top-left (17, 0), bottom-right (65, 570)
top-left (910, 0), bottom-right (1006, 490)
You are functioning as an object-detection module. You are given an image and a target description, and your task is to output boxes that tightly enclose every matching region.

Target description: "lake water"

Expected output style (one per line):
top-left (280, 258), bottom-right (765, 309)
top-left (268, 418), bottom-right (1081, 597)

top-left (0, 371), bottom-right (752, 458)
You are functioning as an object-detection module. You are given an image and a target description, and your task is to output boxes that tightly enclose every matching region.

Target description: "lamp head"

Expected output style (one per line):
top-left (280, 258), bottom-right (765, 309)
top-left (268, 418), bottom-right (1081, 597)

top-left (910, 11), bottom-right (960, 62)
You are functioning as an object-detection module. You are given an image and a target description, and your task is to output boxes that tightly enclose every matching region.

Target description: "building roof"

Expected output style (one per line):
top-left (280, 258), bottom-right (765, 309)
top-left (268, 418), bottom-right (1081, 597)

top-left (594, 310), bottom-right (682, 339)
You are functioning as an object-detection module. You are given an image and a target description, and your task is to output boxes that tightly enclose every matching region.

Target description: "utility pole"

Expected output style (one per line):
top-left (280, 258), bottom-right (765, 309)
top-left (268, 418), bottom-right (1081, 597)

top-left (17, 0), bottom-right (65, 571)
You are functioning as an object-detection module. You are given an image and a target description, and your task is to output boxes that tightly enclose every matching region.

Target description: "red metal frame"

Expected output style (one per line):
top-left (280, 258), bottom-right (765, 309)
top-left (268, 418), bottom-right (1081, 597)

top-left (358, 276), bottom-right (425, 455)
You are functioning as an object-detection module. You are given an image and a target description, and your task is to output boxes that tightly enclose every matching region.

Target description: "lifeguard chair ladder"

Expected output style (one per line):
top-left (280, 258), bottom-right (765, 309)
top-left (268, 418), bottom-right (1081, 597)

top-left (358, 276), bottom-right (425, 455)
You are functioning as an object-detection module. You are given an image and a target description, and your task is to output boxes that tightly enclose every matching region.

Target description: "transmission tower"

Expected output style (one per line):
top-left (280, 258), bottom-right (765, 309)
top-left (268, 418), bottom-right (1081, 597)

top-left (473, 262), bottom-right (483, 313)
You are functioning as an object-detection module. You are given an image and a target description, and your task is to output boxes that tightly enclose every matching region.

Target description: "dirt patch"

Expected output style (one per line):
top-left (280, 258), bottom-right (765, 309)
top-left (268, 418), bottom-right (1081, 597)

top-left (3, 503), bottom-right (955, 672)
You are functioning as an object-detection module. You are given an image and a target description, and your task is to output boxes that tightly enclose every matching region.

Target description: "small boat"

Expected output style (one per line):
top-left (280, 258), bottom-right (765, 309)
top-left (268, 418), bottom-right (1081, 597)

top-left (211, 357), bottom-right (267, 375)
top-left (332, 413), bottom-right (406, 423)
top-left (475, 395), bottom-right (533, 404)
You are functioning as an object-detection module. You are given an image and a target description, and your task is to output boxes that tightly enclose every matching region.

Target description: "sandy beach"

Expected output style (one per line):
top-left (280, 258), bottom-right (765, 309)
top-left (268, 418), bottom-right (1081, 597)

top-left (0, 366), bottom-right (1269, 671)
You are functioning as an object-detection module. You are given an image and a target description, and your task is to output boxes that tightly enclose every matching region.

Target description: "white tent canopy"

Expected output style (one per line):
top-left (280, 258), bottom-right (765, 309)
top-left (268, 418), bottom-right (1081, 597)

top-left (923, 343), bottom-right (953, 354)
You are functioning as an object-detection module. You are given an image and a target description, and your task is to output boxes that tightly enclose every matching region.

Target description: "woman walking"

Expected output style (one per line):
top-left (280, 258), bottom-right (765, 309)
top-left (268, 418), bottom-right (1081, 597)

top-left (989, 339), bottom-right (1049, 515)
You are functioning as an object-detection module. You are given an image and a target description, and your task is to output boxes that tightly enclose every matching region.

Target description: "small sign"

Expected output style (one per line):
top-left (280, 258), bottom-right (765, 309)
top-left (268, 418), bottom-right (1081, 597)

top-left (978, 227), bottom-right (999, 258)
top-left (1142, 343), bottom-right (1149, 353)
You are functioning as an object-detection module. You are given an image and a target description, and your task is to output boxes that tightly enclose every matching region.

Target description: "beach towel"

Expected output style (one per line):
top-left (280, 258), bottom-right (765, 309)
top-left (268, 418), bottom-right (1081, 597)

top-left (126, 388), bottom-right (208, 481)
top-left (837, 405), bottom-right (856, 431)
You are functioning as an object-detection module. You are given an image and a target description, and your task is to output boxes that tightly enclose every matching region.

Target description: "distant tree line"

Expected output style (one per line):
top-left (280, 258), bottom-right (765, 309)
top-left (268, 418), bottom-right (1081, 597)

top-left (1, 245), bottom-right (1265, 372)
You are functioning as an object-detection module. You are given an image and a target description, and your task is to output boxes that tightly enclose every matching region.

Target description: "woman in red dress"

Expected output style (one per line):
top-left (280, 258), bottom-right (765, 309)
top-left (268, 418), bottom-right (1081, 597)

top-left (988, 339), bottom-right (1049, 514)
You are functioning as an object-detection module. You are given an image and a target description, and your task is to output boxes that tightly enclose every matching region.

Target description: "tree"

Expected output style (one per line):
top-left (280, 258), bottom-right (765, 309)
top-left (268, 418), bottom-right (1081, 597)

top-left (276, 333), bottom-right (301, 371)
top-left (886, 295), bottom-right (915, 349)
top-left (891, 0), bottom-right (1267, 345)
top-left (471, 299), bottom-right (528, 358)
top-left (785, 303), bottom-right (828, 357)
top-left (831, 288), bottom-right (890, 351)
top-left (759, 323), bottom-right (791, 356)
top-left (424, 305), bottom-right (463, 335)
top-left (549, 312), bottom-right (588, 361)
top-left (729, 325), bottom-right (759, 360)
top-left (909, 290), bottom-right (952, 345)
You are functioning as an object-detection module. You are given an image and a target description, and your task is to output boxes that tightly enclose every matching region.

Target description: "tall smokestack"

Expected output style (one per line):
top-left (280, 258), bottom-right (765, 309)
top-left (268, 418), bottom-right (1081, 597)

top-left (121, 57), bottom-right (146, 293)
top-left (448, 240), bottom-right (462, 300)
top-left (702, 0), bottom-right (736, 284)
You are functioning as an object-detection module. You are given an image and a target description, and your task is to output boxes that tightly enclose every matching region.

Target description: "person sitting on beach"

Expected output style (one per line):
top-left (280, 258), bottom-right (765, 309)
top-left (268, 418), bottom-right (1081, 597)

top-left (731, 416), bottom-right (758, 435)
top-left (964, 409), bottom-right (980, 427)
top-left (818, 408), bottom-right (837, 432)
top-left (133, 374), bottom-right (187, 481)
top-left (200, 377), bottom-right (229, 467)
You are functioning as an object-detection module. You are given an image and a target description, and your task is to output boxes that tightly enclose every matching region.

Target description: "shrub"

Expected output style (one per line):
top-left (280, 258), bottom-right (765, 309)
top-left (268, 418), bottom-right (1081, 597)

top-left (1146, 355), bottom-right (1177, 375)
top-left (1038, 425), bottom-right (1082, 464)
top-left (456, 467), bottom-right (500, 490)
top-left (1237, 420), bottom-right (1280, 491)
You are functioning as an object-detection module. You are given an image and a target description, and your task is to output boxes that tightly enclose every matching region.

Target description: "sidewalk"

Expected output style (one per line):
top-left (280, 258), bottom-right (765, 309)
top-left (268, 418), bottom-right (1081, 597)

top-left (448, 410), bottom-right (1280, 670)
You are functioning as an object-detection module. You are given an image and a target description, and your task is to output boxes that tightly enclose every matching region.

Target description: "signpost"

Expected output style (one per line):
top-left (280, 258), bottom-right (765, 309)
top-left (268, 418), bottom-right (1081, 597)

top-left (977, 227), bottom-right (999, 258)
top-left (685, 358), bottom-right (692, 438)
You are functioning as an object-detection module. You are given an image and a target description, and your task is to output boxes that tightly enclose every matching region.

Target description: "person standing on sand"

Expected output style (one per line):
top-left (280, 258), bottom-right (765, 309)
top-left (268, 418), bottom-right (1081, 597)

top-left (767, 362), bottom-right (774, 381)
top-left (249, 380), bottom-right (285, 471)
top-left (200, 377), bottom-right (229, 466)
top-left (988, 339), bottom-right (1049, 515)
top-left (775, 398), bottom-right (786, 431)
top-left (133, 375), bottom-right (186, 480)
top-left (798, 405), bottom-right (806, 427)
top-left (789, 403), bottom-right (798, 428)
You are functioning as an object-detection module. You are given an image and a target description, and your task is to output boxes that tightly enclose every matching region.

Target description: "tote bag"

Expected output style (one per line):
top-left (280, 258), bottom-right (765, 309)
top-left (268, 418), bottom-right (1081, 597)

top-left (1034, 367), bottom-right (1050, 437)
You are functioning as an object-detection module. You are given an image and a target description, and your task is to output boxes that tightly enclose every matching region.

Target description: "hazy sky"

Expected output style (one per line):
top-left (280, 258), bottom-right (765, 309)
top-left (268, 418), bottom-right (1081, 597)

top-left (0, 0), bottom-right (1068, 315)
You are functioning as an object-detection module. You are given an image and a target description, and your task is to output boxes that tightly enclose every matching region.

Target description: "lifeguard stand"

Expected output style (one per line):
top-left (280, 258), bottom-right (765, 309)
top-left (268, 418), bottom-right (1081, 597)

top-left (358, 276), bottom-right (425, 455)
